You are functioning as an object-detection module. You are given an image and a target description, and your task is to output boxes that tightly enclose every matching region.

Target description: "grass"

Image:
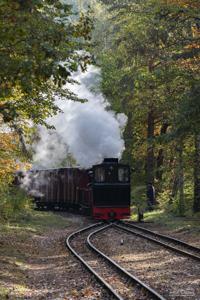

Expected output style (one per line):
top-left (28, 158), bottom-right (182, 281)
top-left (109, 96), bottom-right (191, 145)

top-left (0, 286), bottom-right (8, 296)
top-left (0, 209), bottom-right (70, 235)
top-left (131, 209), bottom-right (200, 232)
top-left (0, 286), bottom-right (11, 300)
top-left (0, 284), bottom-right (30, 300)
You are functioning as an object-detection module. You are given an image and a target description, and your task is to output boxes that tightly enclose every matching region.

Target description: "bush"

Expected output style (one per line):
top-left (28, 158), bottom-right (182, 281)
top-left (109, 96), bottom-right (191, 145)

top-left (131, 184), bottom-right (147, 212)
top-left (157, 189), bottom-right (173, 212)
top-left (0, 187), bottom-right (32, 222)
top-left (157, 182), bottom-right (194, 217)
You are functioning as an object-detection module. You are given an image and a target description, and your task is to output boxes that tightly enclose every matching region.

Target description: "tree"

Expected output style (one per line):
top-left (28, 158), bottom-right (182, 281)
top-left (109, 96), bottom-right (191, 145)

top-left (92, 0), bottom-right (200, 213)
top-left (177, 83), bottom-right (200, 212)
top-left (0, 0), bottom-right (93, 213)
top-left (0, 0), bottom-right (93, 141)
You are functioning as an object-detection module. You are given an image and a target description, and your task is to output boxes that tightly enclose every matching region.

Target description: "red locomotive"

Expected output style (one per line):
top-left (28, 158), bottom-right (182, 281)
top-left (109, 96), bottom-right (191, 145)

top-left (25, 158), bottom-right (130, 220)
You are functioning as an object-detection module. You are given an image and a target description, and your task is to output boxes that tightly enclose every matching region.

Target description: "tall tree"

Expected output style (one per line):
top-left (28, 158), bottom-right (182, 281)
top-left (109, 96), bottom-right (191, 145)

top-left (92, 0), bottom-right (200, 213)
top-left (0, 0), bottom-right (92, 136)
top-left (194, 134), bottom-right (200, 212)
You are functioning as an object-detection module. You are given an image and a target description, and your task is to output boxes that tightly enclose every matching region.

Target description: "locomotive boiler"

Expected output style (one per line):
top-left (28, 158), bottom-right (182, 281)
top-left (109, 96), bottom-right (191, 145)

top-left (26, 158), bottom-right (131, 220)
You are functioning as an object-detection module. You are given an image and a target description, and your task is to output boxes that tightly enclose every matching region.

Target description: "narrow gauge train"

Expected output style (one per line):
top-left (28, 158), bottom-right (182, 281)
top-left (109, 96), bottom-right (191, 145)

top-left (27, 158), bottom-right (130, 220)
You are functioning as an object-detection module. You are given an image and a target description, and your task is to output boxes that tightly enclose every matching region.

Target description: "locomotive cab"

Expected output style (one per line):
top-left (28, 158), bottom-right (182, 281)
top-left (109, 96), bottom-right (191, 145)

top-left (92, 158), bottom-right (130, 220)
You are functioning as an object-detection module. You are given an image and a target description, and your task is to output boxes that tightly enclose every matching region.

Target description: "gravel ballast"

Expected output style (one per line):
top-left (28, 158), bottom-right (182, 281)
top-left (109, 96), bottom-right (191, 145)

top-left (92, 226), bottom-right (200, 300)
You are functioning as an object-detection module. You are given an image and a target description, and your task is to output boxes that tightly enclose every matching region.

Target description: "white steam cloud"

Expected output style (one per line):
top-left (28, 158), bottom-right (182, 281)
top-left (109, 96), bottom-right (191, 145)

top-left (33, 65), bottom-right (127, 169)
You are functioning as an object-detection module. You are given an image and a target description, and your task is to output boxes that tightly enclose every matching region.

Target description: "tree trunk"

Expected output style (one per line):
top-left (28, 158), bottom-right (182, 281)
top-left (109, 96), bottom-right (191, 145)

top-left (123, 111), bottom-right (133, 163)
top-left (171, 172), bottom-right (179, 202)
top-left (12, 123), bottom-right (29, 157)
top-left (146, 110), bottom-right (155, 184)
top-left (156, 123), bottom-right (169, 181)
top-left (193, 134), bottom-right (200, 212)
top-left (177, 139), bottom-right (185, 216)
top-left (146, 110), bottom-right (155, 209)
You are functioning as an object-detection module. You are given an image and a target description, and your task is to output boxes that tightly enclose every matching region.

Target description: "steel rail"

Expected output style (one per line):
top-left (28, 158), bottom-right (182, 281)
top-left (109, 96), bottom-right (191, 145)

top-left (87, 224), bottom-right (166, 300)
top-left (115, 223), bottom-right (200, 262)
top-left (66, 222), bottom-right (124, 300)
top-left (122, 221), bottom-right (200, 253)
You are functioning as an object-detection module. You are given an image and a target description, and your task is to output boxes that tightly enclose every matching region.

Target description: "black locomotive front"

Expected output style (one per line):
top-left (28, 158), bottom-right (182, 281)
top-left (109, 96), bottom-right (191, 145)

top-left (92, 158), bottom-right (131, 220)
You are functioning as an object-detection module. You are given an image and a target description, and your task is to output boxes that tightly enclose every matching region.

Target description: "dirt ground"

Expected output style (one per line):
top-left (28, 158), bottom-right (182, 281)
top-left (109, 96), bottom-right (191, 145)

top-left (0, 212), bottom-right (200, 300)
top-left (0, 213), bottom-right (106, 300)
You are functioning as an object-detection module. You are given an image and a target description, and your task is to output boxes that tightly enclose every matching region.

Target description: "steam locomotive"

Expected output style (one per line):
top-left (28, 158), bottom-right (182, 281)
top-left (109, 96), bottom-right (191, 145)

top-left (24, 158), bottom-right (130, 220)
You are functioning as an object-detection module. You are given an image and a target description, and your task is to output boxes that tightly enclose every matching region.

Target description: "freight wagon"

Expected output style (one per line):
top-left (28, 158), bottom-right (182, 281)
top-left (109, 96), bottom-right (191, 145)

top-left (24, 158), bottom-right (131, 220)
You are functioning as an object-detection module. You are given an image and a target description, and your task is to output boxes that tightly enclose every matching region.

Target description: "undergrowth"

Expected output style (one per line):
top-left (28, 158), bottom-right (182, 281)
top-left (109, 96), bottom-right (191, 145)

top-left (0, 186), bottom-right (70, 233)
top-left (0, 210), bottom-right (70, 235)
top-left (0, 187), bottom-right (32, 222)
top-left (131, 209), bottom-right (200, 232)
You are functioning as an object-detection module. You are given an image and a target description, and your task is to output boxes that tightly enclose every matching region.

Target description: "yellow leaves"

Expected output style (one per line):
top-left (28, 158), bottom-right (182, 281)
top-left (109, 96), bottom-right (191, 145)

top-left (0, 133), bottom-right (18, 151)
top-left (82, 287), bottom-right (94, 297)
top-left (178, 58), bottom-right (200, 72)
top-left (192, 25), bottom-right (200, 39)
top-left (1, 84), bottom-right (25, 104)
top-left (0, 132), bottom-right (20, 188)
top-left (71, 289), bottom-right (79, 297)
top-left (164, 0), bottom-right (200, 9)
top-left (186, 43), bottom-right (200, 50)
top-left (15, 162), bottom-right (32, 171)
top-left (70, 287), bottom-right (96, 298)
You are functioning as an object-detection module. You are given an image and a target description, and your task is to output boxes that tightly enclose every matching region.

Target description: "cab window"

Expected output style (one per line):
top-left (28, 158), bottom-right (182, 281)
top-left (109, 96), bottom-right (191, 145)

top-left (107, 165), bottom-right (117, 182)
top-left (118, 167), bottom-right (129, 182)
top-left (95, 167), bottom-right (105, 182)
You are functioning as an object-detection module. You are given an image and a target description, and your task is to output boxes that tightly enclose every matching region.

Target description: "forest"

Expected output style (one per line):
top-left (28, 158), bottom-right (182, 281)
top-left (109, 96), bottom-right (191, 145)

top-left (0, 0), bottom-right (200, 220)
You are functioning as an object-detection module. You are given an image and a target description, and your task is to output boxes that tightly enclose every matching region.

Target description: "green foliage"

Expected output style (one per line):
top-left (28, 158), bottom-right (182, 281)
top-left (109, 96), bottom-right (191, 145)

top-left (0, 0), bottom-right (93, 129)
top-left (91, 0), bottom-right (200, 215)
top-left (0, 0), bottom-right (93, 217)
top-left (131, 184), bottom-right (147, 211)
top-left (132, 209), bottom-right (200, 232)
top-left (12, 210), bottom-right (70, 232)
top-left (0, 286), bottom-right (10, 300)
top-left (0, 187), bottom-right (32, 221)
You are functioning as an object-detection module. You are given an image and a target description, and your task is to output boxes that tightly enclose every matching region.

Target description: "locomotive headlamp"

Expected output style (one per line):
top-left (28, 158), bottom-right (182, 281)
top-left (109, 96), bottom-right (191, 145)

top-left (109, 211), bottom-right (116, 218)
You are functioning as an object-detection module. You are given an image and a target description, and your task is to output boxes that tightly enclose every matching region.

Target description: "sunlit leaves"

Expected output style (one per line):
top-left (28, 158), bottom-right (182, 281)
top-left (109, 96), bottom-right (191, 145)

top-left (92, 0), bottom-right (200, 212)
top-left (0, 0), bottom-right (92, 129)
top-left (0, 131), bottom-right (20, 192)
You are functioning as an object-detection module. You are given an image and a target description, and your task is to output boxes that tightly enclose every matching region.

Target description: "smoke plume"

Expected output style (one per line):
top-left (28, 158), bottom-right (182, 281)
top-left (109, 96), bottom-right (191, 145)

top-left (33, 65), bottom-right (127, 169)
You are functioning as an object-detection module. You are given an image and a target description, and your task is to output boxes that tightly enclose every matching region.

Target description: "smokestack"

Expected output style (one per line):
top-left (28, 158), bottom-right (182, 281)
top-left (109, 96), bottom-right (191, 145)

top-left (103, 158), bottom-right (119, 163)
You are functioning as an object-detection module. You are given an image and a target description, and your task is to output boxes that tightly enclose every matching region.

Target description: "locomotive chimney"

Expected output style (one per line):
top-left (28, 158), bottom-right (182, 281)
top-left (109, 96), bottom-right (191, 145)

top-left (103, 158), bottom-right (119, 163)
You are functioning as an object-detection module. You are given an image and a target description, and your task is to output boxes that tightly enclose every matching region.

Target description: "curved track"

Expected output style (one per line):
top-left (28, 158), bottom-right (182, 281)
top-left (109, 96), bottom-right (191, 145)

top-left (66, 222), bottom-right (166, 300)
top-left (116, 221), bottom-right (200, 262)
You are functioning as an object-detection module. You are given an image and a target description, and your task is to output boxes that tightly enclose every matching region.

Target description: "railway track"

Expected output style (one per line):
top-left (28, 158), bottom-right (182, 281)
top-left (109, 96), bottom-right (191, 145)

top-left (116, 221), bottom-right (200, 262)
top-left (66, 222), bottom-right (166, 300)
